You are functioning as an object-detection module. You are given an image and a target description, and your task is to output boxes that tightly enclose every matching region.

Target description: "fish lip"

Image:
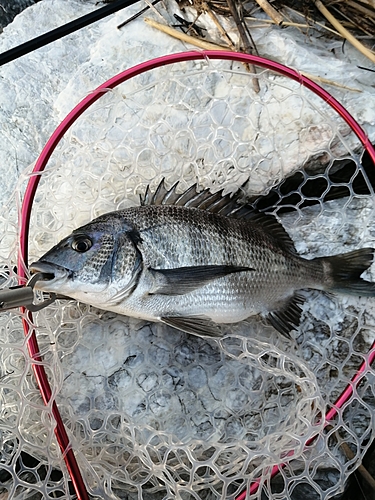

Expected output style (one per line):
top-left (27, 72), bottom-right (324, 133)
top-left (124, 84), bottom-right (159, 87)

top-left (29, 261), bottom-right (68, 285)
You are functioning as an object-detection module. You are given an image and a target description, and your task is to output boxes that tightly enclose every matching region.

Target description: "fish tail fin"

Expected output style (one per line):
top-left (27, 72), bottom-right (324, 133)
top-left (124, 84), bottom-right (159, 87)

top-left (321, 248), bottom-right (375, 296)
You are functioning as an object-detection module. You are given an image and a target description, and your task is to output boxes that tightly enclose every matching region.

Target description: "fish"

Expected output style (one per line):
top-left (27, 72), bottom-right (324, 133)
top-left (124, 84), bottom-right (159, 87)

top-left (29, 179), bottom-right (375, 338)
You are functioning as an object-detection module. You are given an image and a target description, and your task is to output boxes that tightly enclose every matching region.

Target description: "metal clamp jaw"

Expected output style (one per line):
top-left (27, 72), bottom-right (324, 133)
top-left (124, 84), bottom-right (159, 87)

top-left (0, 273), bottom-right (56, 313)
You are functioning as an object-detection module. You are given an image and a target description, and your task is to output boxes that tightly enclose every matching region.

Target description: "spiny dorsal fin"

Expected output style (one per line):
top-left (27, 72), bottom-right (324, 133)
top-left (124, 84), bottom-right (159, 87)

top-left (140, 178), bottom-right (249, 213)
top-left (140, 179), bottom-right (296, 253)
top-left (140, 179), bottom-right (177, 206)
top-left (238, 210), bottom-right (297, 253)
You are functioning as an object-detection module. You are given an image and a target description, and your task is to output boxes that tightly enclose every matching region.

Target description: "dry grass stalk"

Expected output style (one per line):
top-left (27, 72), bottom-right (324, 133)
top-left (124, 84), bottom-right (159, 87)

top-left (146, 14), bottom-right (261, 91)
top-left (360, 0), bottom-right (375, 9)
top-left (226, 0), bottom-right (254, 53)
top-left (282, 6), bottom-right (342, 37)
top-left (330, 3), bottom-right (374, 37)
top-left (201, 1), bottom-right (236, 47)
top-left (326, 425), bottom-right (375, 491)
top-left (346, 0), bottom-right (375, 20)
top-left (300, 71), bottom-right (362, 92)
top-left (245, 16), bottom-right (321, 28)
top-left (357, 0), bottom-right (375, 8)
top-left (225, 0), bottom-right (261, 92)
top-left (314, 0), bottom-right (375, 64)
top-left (253, 0), bottom-right (284, 25)
top-left (144, 0), bottom-right (164, 19)
top-left (144, 17), bottom-right (232, 49)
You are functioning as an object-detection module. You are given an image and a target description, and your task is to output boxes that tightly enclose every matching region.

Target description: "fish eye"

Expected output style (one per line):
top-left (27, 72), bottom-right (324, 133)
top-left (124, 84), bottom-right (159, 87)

top-left (71, 236), bottom-right (92, 253)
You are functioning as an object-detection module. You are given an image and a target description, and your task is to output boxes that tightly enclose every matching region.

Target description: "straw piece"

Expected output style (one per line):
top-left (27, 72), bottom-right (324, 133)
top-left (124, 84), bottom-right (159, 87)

top-left (325, 425), bottom-right (375, 491)
top-left (253, 0), bottom-right (284, 25)
top-left (358, 0), bottom-right (375, 7)
top-left (300, 71), bottom-right (362, 92)
top-left (226, 0), bottom-right (254, 53)
top-left (284, 5), bottom-right (342, 36)
top-left (144, 17), bottom-right (231, 50)
top-left (314, 0), bottom-right (375, 64)
top-left (145, 17), bottom-right (260, 92)
top-left (340, 444), bottom-right (375, 490)
top-left (225, 0), bottom-right (261, 92)
top-left (330, 4), bottom-right (373, 37)
top-left (202, 1), bottom-right (235, 48)
top-left (346, 0), bottom-right (375, 20)
top-left (144, 0), bottom-right (164, 19)
top-left (245, 17), bottom-right (312, 28)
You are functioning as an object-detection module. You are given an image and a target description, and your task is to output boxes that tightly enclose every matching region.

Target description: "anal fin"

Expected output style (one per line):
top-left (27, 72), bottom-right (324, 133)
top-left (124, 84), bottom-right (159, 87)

top-left (160, 316), bottom-right (222, 338)
top-left (267, 292), bottom-right (306, 338)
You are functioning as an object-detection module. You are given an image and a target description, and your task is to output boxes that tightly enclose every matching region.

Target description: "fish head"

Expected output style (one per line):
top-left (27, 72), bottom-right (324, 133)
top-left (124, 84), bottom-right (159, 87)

top-left (29, 213), bottom-right (142, 304)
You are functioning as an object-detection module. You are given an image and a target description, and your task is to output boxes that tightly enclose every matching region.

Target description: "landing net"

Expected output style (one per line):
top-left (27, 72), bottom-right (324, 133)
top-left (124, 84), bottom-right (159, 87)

top-left (0, 52), bottom-right (374, 499)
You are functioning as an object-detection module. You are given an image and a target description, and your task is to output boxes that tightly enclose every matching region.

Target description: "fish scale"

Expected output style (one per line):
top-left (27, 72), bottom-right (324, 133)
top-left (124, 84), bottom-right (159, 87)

top-left (30, 181), bottom-right (375, 338)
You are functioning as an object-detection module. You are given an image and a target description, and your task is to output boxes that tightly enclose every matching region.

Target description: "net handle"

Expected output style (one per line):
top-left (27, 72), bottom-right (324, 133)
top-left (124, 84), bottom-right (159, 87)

top-left (17, 50), bottom-right (375, 500)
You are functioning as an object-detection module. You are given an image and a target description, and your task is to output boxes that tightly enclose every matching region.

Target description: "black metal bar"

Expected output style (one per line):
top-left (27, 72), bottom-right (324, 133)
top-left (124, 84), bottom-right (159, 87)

top-left (0, 0), bottom-right (141, 67)
top-left (117, 0), bottom-right (161, 29)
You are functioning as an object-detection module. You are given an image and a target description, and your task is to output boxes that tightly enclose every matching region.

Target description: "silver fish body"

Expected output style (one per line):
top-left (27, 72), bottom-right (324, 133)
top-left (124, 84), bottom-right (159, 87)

top-left (30, 181), bottom-right (375, 337)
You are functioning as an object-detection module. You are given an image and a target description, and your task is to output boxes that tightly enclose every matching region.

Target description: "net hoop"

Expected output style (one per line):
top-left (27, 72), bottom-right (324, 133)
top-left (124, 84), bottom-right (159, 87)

top-left (17, 50), bottom-right (375, 500)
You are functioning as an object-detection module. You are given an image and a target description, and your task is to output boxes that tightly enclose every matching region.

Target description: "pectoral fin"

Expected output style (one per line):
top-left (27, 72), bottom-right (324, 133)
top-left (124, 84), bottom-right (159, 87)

top-left (149, 265), bottom-right (252, 295)
top-left (267, 292), bottom-right (306, 338)
top-left (161, 316), bottom-right (222, 337)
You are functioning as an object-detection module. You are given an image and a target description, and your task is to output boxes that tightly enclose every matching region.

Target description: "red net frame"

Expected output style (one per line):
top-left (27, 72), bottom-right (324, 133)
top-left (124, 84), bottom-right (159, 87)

top-left (16, 50), bottom-right (375, 500)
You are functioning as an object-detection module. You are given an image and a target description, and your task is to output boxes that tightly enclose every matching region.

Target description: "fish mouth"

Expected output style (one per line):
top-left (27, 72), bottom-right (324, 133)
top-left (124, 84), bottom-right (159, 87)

top-left (29, 261), bottom-right (68, 291)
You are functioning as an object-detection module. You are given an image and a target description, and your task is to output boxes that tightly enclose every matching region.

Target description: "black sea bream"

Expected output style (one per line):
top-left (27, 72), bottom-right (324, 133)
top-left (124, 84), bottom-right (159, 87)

top-left (30, 181), bottom-right (375, 337)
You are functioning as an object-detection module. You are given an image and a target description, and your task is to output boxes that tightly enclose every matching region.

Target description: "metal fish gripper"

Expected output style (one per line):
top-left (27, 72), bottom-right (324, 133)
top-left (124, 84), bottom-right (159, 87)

top-left (0, 272), bottom-right (56, 312)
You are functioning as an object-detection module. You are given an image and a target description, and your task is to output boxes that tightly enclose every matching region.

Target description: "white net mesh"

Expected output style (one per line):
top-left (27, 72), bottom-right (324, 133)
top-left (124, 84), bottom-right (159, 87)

top-left (0, 56), bottom-right (374, 499)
